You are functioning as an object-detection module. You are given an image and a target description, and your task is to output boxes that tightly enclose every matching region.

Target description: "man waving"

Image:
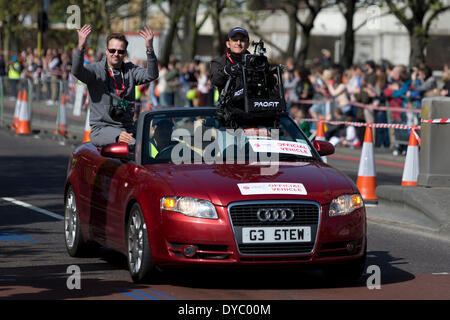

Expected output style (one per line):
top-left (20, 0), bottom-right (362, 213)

top-left (72, 25), bottom-right (159, 146)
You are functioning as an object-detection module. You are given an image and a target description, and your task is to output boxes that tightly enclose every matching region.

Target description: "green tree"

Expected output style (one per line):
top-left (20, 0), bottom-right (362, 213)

top-left (337, 0), bottom-right (357, 69)
top-left (242, 0), bottom-right (330, 66)
top-left (385, 0), bottom-right (450, 66)
top-left (156, 0), bottom-right (191, 65)
top-left (180, 0), bottom-right (210, 62)
top-left (50, 0), bottom-right (145, 51)
top-left (0, 0), bottom-right (37, 60)
top-left (206, 0), bottom-right (229, 57)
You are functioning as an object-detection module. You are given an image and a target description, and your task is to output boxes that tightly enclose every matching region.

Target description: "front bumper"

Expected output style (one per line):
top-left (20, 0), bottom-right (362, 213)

top-left (149, 201), bottom-right (366, 268)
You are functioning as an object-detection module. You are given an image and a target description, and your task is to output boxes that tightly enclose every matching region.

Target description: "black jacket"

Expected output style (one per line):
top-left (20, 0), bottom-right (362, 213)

top-left (210, 49), bottom-right (250, 94)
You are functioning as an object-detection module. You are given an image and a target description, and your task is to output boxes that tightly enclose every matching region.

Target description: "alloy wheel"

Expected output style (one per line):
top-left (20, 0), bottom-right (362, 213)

top-left (65, 190), bottom-right (77, 249)
top-left (128, 209), bottom-right (145, 275)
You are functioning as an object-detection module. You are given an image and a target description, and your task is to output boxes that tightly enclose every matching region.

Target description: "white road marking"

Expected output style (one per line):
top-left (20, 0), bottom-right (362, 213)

top-left (2, 197), bottom-right (64, 221)
top-left (432, 272), bottom-right (449, 275)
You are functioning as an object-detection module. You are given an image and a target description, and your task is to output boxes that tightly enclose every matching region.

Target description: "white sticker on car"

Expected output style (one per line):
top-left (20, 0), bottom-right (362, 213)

top-left (243, 128), bottom-right (270, 139)
top-left (237, 182), bottom-right (307, 195)
top-left (249, 140), bottom-right (312, 157)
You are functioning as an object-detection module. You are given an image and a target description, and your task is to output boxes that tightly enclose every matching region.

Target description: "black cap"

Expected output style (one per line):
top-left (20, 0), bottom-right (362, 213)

top-left (227, 27), bottom-right (249, 40)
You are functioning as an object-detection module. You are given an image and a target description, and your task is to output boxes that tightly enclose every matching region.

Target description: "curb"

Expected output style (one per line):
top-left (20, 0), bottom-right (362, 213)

top-left (367, 215), bottom-right (450, 242)
top-left (374, 185), bottom-right (450, 237)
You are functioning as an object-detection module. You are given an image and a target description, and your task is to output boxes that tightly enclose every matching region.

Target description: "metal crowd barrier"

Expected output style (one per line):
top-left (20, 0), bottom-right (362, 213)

top-left (0, 76), bottom-right (422, 151)
top-left (0, 76), bottom-right (210, 139)
top-left (0, 76), bottom-right (87, 137)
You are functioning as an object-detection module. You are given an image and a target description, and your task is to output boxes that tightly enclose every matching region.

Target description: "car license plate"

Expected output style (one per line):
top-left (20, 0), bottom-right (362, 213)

top-left (242, 226), bottom-right (311, 243)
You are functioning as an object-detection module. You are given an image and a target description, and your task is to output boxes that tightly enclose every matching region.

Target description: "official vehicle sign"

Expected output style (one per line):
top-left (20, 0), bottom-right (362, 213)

top-left (249, 140), bottom-right (312, 157)
top-left (243, 128), bottom-right (270, 139)
top-left (237, 183), bottom-right (307, 195)
top-left (242, 226), bottom-right (311, 243)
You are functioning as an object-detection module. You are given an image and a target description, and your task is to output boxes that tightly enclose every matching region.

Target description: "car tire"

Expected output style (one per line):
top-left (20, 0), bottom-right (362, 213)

top-left (126, 203), bottom-right (156, 283)
top-left (323, 242), bottom-right (367, 284)
top-left (64, 186), bottom-right (95, 257)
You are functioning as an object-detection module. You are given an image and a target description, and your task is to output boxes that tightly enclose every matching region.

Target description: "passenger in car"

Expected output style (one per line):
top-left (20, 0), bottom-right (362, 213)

top-left (72, 24), bottom-right (159, 147)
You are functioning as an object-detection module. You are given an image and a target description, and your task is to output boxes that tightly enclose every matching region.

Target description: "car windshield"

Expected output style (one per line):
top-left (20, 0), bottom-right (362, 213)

top-left (141, 108), bottom-right (320, 165)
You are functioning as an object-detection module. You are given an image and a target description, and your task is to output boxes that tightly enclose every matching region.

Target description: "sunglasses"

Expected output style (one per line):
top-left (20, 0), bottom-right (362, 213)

top-left (107, 48), bottom-right (126, 55)
top-left (230, 37), bottom-right (248, 43)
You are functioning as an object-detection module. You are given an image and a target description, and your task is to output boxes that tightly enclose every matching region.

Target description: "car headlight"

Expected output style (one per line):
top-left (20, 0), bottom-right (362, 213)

top-left (329, 194), bottom-right (363, 217)
top-left (161, 196), bottom-right (218, 219)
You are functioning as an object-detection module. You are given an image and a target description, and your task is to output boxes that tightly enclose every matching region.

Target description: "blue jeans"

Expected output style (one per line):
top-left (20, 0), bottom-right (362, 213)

top-left (160, 92), bottom-right (174, 106)
top-left (375, 111), bottom-right (390, 148)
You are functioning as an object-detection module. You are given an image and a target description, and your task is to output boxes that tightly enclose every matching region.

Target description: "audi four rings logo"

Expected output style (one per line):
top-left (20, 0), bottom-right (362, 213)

top-left (256, 208), bottom-right (295, 222)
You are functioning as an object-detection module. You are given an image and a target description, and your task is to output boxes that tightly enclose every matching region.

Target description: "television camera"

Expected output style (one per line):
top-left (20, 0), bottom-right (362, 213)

top-left (215, 39), bottom-right (287, 128)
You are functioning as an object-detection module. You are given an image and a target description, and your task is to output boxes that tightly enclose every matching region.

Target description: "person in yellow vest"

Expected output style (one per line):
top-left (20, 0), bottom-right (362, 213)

top-left (8, 56), bottom-right (22, 98)
top-left (134, 85), bottom-right (142, 120)
top-left (149, 119), bottom-right (174, 158)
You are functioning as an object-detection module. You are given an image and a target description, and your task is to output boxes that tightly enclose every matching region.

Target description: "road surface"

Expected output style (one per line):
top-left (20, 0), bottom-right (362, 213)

top-left (0, 129), bottom-right (448, 304)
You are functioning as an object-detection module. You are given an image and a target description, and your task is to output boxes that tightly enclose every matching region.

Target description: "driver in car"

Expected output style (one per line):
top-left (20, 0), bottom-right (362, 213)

top-left (150, 119), bottom-right (174, 158)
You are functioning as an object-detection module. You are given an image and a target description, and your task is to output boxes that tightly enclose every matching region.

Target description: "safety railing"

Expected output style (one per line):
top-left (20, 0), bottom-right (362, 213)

top-left (0, 76), bottom-right (87, 136)
top-left (291, 97), bottom-right (423, 148)
top-left (0, 76), bottom-right (430, 150)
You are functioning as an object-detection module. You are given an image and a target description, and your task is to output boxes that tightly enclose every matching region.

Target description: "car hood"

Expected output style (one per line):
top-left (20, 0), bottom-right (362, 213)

top-left (149, 162), bottom-right (358, 207)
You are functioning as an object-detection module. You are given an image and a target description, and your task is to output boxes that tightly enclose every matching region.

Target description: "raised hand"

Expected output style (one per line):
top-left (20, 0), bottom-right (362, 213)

top-left (139, 26), bottom-right (154, 50)
top-left (77, 24), bottom-right (92, 50)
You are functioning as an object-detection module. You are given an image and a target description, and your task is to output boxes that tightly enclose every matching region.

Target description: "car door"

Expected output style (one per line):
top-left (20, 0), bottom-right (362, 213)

top-left (104, 161), bottom-right (136, 251)
top-left (89, 156), bottom-right (123, 245)
top-left (76, 148), bottom-right (101, 229)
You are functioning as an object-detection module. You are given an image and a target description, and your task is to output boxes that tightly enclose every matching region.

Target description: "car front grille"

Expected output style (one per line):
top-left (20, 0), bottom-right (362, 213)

top-left (228, 201), bottom-right (320, 256)
top-left (230, 202), bottom-right (319, 226)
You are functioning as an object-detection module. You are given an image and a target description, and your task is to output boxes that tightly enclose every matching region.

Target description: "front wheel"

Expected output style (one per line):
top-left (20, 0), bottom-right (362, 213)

top-left (127, 203), bottom-right (156, 283)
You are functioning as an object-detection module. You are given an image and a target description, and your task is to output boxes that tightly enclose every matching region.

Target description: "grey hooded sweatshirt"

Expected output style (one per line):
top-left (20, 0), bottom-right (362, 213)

top-left (72, 48), bottom-right (158, 146)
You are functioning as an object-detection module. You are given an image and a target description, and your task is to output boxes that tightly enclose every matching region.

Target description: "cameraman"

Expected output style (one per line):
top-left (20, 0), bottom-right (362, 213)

top-left (210, 27), bottom-right (250, 95)
top-left (72, 24), bottom-right (159, 147)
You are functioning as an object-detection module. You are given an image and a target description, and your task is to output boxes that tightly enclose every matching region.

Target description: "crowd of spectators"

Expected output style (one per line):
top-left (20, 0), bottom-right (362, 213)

top-left (0, 47), bottom-right (216, 110)
top-left (2, 46), bottom-right (450, 154)
top-left (284, 53), bottom-right (450, 154)
top-left (149, 57), bottom-right (216, 108)
top-left (0, 47), bottom-right (75, 105)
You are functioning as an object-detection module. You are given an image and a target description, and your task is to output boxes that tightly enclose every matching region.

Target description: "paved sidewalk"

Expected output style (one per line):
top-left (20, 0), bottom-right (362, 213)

top-left (367, 185), bottom-right (450, 239)
top-left (332, 147), bottom-right (450, 239)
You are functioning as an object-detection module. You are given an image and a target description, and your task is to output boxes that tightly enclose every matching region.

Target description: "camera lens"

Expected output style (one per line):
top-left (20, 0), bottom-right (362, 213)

top-left (253, 56), bottom-right (265, 67)
top-left (247, 55), bottom-right (267, 69)
top-left (110, 105), bottom-right (124, 120)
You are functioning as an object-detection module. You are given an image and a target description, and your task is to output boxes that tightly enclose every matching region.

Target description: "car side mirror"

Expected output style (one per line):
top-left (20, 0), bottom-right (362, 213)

top-left (313, 140), bottom-right (335, 156)
top-left (101, 142), bottom-right (130, 159)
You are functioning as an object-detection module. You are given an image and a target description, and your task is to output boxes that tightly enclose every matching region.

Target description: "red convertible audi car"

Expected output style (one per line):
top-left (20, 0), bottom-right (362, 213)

top-left (64, 107), bottom-right (366, 283)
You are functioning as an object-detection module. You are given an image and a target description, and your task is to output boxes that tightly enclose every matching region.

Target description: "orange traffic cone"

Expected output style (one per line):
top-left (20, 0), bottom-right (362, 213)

top-left (316, 117), bottom-right (326, 139)
top-left (11, 90), bottom-right (22, 130)
top-left (82, 107), bottom-right (91, 143)
top-left (145, 101), bottom-right (152, 112)
top-left (356, 123), bottom-right (377, 203)
top-left (316, 117), bottom-right (328, 163)
top-left (16, 90), bottom-right (32, 135)
top-left (55, 93), bottom-right (68, 135)
top-left (401, 127), bottom-right (419, 186)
